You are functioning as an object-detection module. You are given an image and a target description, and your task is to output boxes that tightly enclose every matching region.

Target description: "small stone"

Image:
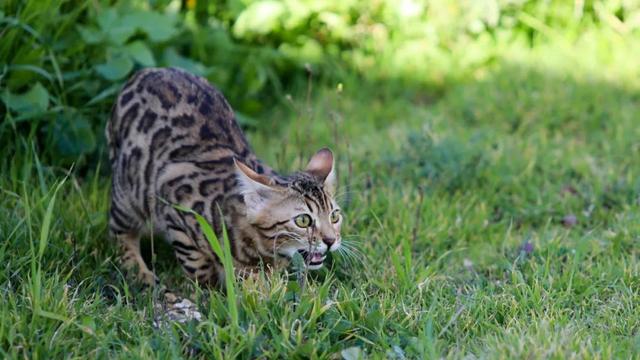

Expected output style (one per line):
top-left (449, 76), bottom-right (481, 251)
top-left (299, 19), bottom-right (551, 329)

top-left (562, 214), bottom-right (578, 228)
top-left (561, 185), bottom-right (578, 196)
top-left (153, 297), bottom-right (203, 328)
top-left (341, 346), bottom-right (363, 360)
top-left (463, 258), bottom-right (474, 270)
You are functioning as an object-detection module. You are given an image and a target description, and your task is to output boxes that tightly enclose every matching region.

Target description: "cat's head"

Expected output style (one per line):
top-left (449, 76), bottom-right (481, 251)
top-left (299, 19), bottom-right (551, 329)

top-left (236, 148), bottom-right (342, 269)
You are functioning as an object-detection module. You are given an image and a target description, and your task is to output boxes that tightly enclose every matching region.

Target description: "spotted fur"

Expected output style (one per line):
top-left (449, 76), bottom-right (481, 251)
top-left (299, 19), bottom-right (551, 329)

top-left (106, 67), bottom-right (342, 287)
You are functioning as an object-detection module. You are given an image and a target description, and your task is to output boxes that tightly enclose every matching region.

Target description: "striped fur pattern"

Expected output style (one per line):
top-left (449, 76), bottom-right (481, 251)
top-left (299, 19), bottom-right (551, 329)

top-left (106, 67), bottom-right (342, 288)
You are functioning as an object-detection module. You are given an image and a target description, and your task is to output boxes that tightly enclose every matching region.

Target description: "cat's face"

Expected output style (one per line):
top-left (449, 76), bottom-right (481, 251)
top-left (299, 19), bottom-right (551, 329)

top-left (236, 149), bottom-right (342, 269)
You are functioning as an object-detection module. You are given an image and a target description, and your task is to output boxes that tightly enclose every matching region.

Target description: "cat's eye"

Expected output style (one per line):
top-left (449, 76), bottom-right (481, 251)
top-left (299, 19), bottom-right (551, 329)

top-left (294, 214), bottom-right (313, 228)
top-left (330, 209), bottom-right (341, 224)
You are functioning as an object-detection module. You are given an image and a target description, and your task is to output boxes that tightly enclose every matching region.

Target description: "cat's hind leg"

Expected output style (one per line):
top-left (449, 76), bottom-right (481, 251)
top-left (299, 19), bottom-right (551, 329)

top-left (117, 232), bottom-right (159, 287)
top-left (109, 194), bottom-right (158, 287)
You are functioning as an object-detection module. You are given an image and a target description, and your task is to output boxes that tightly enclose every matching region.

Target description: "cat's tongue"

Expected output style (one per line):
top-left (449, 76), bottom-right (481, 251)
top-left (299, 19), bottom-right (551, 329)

top-left (310, 252), bottom-right (325, 263)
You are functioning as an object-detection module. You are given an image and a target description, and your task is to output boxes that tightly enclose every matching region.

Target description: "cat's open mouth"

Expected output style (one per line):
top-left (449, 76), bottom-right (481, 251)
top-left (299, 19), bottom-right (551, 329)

top-left (297, 249), bottom-right (326, 267)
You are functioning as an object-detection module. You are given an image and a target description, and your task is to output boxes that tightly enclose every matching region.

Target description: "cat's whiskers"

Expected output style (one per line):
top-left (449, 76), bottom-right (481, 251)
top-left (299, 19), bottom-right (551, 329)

top-left (335, 246), bottom-right (362, 267)
top-left (333, 190), bottom-right (359, 202)
top-left (336, 240), bottom-right (365, 266)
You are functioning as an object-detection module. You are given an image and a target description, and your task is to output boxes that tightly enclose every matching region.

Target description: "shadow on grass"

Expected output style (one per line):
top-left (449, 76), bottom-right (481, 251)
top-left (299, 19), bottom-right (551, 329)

top-left (377, 62), bottom-right (639, 229)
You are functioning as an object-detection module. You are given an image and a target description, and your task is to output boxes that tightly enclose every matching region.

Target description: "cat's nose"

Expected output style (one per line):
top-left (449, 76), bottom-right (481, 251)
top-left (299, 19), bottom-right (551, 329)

top-left (322, 237), bottom-right (336, 247)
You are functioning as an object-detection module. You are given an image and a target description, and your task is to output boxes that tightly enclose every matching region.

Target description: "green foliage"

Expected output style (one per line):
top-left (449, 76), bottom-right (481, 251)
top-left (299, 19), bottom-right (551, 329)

top-left (2, 82), bottom-right (50, 116)
top-left (0, 1), bottom-right (639, 357)
top-left (2, 0), bottom-right (640, 163)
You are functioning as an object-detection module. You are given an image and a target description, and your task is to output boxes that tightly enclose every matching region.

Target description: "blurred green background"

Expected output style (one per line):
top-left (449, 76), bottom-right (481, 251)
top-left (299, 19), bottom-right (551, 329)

top-left (3, 0), bottom-right (639, 165)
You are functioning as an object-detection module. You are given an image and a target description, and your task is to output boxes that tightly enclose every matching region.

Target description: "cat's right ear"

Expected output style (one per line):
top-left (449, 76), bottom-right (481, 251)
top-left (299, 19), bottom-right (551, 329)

top-left (234, 160), bottom-right (276, 207)
top-left (305, 148), bottom-right (337, 196)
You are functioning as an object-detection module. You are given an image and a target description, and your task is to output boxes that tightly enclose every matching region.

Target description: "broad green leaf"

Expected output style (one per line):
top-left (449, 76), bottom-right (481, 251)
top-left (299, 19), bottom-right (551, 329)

top-left (87, 84), bottom-right (121, 105)
top-left (97, 8), bottom-right (135, 45)
top-left (51, 113), bottom-right (96, 157)
top-left (233, 1), bottom-right (286, 37)
top-left (5, 45), bottom-right (46, 88)
top-left (2, 82), bottom-right (49, 114)
top-left (163, 48), bottom-right (207, 76)
top-left (122, 10), bottom-right (178, 42)
top-left (279, 38), bottom-right (323, 63)
top-left (318, 12), bottom-right (350, 39)
top-left (108, 26), bottom-right (136, 46)
top-left (8, 64), bottom-right (54, 82)
top-left (96, 8), bottom-right (118, 30)
top-left (77, 25), bottom-right (104, 44)
top-left (282, 1), bottom-right (312, 30)
top-left (95, 55), bottom-right (133, 81)
top-left (124, 41), bottom-right (156, 66)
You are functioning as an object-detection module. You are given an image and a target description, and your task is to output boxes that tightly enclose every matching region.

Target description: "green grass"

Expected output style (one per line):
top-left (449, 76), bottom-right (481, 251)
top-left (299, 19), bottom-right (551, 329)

top-left (1, 32), bottom-right (639, 358)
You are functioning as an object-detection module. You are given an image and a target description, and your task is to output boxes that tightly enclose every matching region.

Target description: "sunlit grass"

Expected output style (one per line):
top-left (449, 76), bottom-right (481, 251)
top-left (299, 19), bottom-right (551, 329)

top-left (1, 31), bottom-right (639, 359)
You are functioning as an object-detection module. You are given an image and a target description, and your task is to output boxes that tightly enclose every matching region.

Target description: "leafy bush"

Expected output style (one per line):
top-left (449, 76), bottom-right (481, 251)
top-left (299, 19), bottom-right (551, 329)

top-left (1, 0), bottom-right (640, 164)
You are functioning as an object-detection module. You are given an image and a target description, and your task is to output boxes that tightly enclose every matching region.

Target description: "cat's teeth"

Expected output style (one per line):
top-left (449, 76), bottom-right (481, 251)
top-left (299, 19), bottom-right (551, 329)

top-left (310, 252), bottom-right (326, 263)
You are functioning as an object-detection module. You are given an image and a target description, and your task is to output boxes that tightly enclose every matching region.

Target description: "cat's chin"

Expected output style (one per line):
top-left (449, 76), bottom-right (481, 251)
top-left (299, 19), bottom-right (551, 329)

top-left (307, 263), bottom-right (324, 270)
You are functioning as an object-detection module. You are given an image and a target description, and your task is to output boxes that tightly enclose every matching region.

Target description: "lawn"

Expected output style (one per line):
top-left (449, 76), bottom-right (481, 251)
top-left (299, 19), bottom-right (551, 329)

top-left (1, 8), bottom-right (640, 359)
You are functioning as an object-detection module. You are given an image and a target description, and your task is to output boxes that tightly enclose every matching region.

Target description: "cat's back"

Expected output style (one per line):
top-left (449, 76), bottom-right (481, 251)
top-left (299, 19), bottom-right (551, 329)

top-left (106, 67), bottom-right (252, 166)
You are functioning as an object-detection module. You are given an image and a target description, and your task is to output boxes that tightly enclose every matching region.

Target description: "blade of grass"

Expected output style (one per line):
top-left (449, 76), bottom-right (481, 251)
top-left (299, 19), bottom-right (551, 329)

top-left (173, 203), bottom-right (238, 328)
top-left (38, 179), bottom-right (65, 260)
top-left (32, 142), bottom-right (47, 197)
top-left (27, 174), bottom-right (67, 321)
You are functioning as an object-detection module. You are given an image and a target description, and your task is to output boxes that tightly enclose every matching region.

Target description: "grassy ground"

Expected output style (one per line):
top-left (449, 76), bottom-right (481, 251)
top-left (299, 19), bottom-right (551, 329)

top-left (1, 32), bottom-right (639, 358)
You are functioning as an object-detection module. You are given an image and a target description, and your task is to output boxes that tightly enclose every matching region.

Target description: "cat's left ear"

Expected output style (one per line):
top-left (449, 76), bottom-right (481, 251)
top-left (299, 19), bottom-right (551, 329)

top-left (235, 160), bottom-right (278, 209)
top-left (305, 148), bottom-right (337, 195)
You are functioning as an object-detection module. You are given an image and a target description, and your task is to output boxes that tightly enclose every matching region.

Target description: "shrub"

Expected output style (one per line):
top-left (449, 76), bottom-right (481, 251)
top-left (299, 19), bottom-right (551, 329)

top-left (2, 0), bottom-right (639, 164)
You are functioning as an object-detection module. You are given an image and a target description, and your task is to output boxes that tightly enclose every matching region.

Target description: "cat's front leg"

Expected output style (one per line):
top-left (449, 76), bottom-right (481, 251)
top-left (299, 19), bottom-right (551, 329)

top-left (167, 228), bottom-right (223, 286)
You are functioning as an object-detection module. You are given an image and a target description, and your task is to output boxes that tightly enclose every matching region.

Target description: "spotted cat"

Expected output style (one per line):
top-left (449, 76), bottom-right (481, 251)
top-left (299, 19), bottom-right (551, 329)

top-left (106, 67), bottom-right (342, 288)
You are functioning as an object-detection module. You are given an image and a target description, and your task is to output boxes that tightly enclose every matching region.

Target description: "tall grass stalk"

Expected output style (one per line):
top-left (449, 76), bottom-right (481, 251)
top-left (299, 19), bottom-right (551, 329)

top-left (29, 177), bottom-right (66, 322)
top-left (174, 204), bottom-right (239, 328)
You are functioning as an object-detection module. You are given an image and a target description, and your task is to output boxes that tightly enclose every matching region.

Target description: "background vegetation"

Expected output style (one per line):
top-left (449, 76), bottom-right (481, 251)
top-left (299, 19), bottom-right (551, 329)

top-left (1, 0), bottom-right (639, 358)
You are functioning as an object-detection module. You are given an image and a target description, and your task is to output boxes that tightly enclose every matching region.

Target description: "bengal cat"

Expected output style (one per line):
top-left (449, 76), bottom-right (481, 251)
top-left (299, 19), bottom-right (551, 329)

top-left (106, 68), bottom-right (342, 296)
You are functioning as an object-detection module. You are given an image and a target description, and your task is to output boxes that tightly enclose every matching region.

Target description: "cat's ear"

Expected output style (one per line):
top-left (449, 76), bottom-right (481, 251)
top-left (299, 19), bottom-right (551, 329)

top-left (305, 148), bottom-right (337, 195)
top-left (235, 160), bottom-right (277, 207)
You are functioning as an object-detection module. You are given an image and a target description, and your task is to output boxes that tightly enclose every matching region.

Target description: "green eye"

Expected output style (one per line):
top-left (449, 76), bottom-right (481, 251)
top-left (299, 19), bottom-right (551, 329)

top-left (294, 214), bottom-right (313, 228)
top-left (330, 209), bottom-right (341, 223)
